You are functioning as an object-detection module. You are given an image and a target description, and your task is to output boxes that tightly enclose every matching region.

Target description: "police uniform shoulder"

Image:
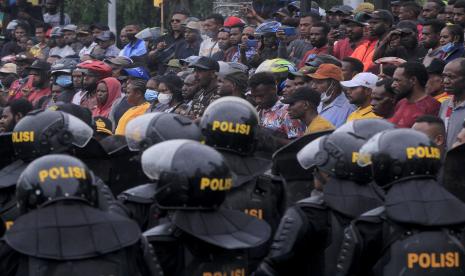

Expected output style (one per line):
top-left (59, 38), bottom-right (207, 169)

top-left (143, 223), bottom-right (179, 242)
top-left (118, 183), bottom-right (157, 204)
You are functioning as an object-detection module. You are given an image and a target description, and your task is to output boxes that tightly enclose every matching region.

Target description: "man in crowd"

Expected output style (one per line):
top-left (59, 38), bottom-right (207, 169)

top-left (48, 27), bottom-right (76, 58)
top-left (174, 21), bottom-right (202, 60)
top-left (119, 24), bottom-right (147, 59)
top-left (283, 86), bottom-right (334, 134)
top-left (341, 57), bottom-right (364, 81)
top-left (1, 23), bottom-right (29, 57)
top-left (0, 99), bottom-right (32, 133)
top-left (188, 57), bottom-right (219, 118)
top-left (422, 0), bottom-right (446, 21)
top-left (309, 63), bottom-right (355, 127)
top-left (453, 0), bottom-right (465, 28)
top-left (421, 19), bottom-right (446, 66)
top-left (278, 12), bottom-right (318, 64)
top-left (217, 71), bottom-right (248, 98)
top-left (426, 58), bottom-right (450, 103)
top-left (199, 14), bottom-right (223, 57)
top-left (29, 23), bottom-right (50, 60)
top-left (351, 10), bottom-right (393, 71)
top-left (249, 71), bottom-right (305, 141)
top-left (412, 115), bottom-right (447, 155)
top-left (299, 22), bottom-right (331, 68)
top-left (333, 14), bottom-right (368, 60)
top-left (149, 11), bottom-right (189, 73)
top-left (212, 28), bottom-right (234, 61)
top-left (391, 61), bottom-right (440, 128)
top-left (43, 0), bottom-right (71, 27)
top-left (341, 72), bottom-right (380, 121)
top-left (371, 78), bottom-right (398, 119)
top-left (440, 58), bottom-right (465, 149)
top-left (63, 24), bottom-right (82, 54)
top-left (94, 31), bottom-right (120, 59)
top-left (77, 25), bottom-right (96, 58)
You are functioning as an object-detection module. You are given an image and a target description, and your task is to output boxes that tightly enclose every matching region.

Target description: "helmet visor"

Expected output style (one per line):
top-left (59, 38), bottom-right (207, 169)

top-left (297, 136), bottom-right (325, 170)
top-left (357, 132), bottom-right (382, 167)
top-left (125, 113), bottom-right (163, 151)
top-left (141, 139), bottom-right (191, 180)
top-left (63, 113), bottom-right (93, 147)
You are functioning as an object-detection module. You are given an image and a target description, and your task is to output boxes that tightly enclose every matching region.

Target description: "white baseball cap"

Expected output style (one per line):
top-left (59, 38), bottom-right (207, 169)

top-left (340, 72), bottom-right (379, 89)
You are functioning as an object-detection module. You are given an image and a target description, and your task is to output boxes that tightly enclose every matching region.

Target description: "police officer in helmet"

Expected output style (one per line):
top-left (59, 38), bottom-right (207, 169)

top-left (255, 119), bottom-right (394, 275)
top-left (0, 154), bottom-right (163, 276)
top-left (200, 96), bottom-right (285, 266)
top-left (0, 109), bottom-right (112, 230)
top-left (142, 139), bottom-right (271, 276)
top-left (112, 112), bottom-right (202, 230)
top-left (337, 128), bottom-right (465, 276)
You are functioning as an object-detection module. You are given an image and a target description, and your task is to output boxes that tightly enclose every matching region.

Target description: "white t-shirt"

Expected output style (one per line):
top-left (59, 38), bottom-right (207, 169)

top-left (198, 37), bottom-right (220, 57)
top-left (43, 12), bottom-right (71, 27)
top-left (79, 42), bottom-right (97, 58)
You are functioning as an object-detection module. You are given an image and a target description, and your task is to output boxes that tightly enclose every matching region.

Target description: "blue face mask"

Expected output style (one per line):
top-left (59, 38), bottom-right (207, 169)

top-left (55, 75), bottom-right (73, 87)
top-left (145, 89), bottom-right (158, 102)
top-left (442, 42), bottom-right (454, 53)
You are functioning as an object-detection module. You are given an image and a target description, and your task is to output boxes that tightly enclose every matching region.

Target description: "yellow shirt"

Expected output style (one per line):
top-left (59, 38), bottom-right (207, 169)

top-left (115, 102), bottom-right (150, 135)
top-left (346, 105), bottom-right (380, 122)
top-left (304, 115), bottom-right (335, 135)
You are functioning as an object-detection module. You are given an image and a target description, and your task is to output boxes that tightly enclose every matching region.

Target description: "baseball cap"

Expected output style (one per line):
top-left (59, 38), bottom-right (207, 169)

top-left (308, 64), bottom-right (343, 81)
top-left (63, 24), bottom-right (78, 32)
top-left (289, 66), bottom-right (314, 79)
top-left (96, 31), bottom-right (115, 42)
top-left (26, 60), bottom-right (51, 72)
top-left (77, 25), bottom-right (92, 35)
top-left (122, 67), bottom-right (150, 80)
top-left (281, 87), bottom-right (321, 107)
top-left (340, 72), bottom-right (379, 89)
top-left (224, 16), bottom-right (246, 27)
top-left (0, 63), bottom-right (17, 74)
top-left (342, 12), bottom-right (370, 27)
top-left (426, 58), bottom-right (446, 75)
top-left (104, 56), bottom-right (134, 67)
top-left (272, 8), bottom-right (291, 18)
top-left (366, 10), bottom-right (394, 25)
top-left (328, 5), bottom-right (353, 15)
top-left (185, 21), bottom-right (201, 31)
top-left (189, 56), bottom-right (220, 72)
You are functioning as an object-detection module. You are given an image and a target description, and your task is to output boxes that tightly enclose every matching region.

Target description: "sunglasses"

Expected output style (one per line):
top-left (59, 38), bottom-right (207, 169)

top-left (171, 19), bottom-right (181, 23)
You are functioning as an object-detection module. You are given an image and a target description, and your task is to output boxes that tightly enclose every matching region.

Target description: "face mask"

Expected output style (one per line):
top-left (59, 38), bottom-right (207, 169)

top-left (55, 75), bottom-right (73, 87)
top-left (442, 42), bottom-right (454, 53)
top-left (158, 93), bottom-right (173, 105)
top-left (144, 89), bottom-right (158, 102)
top-left (320, 81), bottom-right (335, 103)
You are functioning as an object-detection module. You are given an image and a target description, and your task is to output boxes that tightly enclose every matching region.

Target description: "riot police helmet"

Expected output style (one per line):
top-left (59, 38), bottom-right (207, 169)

top-left (16, 154), bottom-right (98, 214)
top-left (200, 96), bottom-right (259, 155)
top-left (358, 128), bottom-right (442, 188)
top-left (335, 118), bottom-right (395, 140)
top-left (141, 139), bottom-right (232, 209)
top-left (297, 131), bottom-right (371, 183)
top-left (12, 110), bottom-right (93, 161)
top-left (125, 112), bottom-right (202, 151)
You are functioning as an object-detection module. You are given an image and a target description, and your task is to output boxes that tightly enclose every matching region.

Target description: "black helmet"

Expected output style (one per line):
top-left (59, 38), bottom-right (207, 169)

top-left (297, 131), bottom-right (371, 183)
top-left (51, 57), bottom-right (79, 75)
top-left (125, 112), bottom-right (202, 151)
top-left (12, 110), bottom-right (93, 161)
top-left (16, 154), bottom-right (97, 214)
top-left (200, 96), bottom-right (259, 155)
top-left (335, 118), bottom-right (396, 140)
top-left (141, 139), bottom-right (232, 209)
top-left (358, 128), bottom-right (442, 187)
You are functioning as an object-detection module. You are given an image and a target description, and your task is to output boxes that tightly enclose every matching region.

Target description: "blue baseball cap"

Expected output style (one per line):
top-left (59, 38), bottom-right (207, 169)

top-left (123, 67), bottom-right (150, 80)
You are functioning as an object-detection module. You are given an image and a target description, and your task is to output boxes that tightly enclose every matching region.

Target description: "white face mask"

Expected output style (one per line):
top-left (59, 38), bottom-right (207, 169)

top-left (158, 93), bottom-right (173, 105)
top-left (320, 81), bottom-right (335, 103)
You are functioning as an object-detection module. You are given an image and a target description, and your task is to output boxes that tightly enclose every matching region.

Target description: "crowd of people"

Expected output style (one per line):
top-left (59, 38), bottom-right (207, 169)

top-left (0, 0), bottom-right (465, 275)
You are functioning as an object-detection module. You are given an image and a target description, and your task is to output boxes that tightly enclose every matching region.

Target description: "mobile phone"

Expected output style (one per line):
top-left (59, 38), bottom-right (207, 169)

top-left (281, 27), bottom-right (296, 36)
top-left (247, 39), bottom-right (258, 48)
